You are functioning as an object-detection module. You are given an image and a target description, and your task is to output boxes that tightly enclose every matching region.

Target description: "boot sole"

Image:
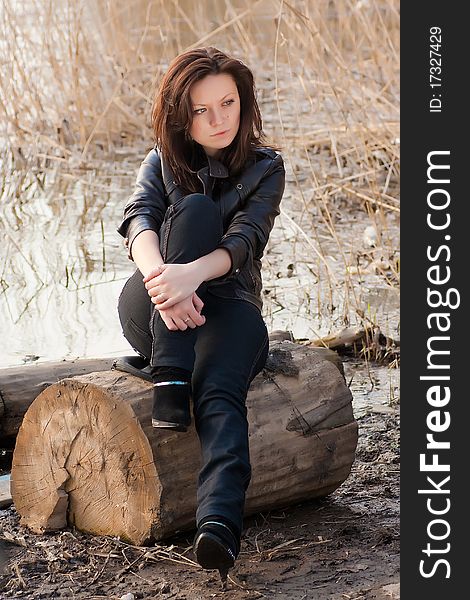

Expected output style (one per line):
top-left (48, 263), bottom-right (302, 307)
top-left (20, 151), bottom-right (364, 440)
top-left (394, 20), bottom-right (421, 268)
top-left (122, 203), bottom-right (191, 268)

top-left (113, 356), bottom-right (152, 382)
top-left (194, 531), bottom-right (236, 571)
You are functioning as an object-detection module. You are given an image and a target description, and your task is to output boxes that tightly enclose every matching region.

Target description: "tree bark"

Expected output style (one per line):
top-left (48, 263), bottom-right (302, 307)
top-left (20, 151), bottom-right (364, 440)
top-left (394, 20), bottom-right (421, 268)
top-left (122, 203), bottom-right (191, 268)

top-left (11, 340), bottom-right (357, 545)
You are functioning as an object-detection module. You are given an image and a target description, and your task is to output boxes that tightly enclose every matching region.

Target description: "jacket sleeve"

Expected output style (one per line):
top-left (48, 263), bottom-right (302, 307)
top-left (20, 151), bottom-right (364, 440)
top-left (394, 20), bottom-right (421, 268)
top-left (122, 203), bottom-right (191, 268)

top-left (116, 147), bottom-right (168, 260)
top-left (216, 153), bottom-right (285, 278)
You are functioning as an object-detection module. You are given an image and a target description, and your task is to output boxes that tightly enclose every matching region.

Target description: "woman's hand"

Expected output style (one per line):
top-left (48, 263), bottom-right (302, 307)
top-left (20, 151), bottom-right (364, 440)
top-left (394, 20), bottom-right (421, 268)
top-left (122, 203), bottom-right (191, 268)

top-left (143, 263), bottom-right (203, 310)
top-left (157, 292), bottom-right (206, 331)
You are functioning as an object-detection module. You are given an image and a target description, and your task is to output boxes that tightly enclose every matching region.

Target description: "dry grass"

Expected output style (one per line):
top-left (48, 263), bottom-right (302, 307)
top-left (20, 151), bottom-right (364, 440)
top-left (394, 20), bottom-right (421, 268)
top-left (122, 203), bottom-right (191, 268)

top-left (0, 0), bottom-right (398, 156)
top-left (0, 0), bottom-right (399, 365)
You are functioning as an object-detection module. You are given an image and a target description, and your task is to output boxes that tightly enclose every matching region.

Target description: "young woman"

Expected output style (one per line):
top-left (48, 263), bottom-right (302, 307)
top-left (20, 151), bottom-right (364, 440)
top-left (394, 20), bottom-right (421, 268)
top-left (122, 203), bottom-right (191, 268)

top-left (116, 46), bottom-right (285, 581)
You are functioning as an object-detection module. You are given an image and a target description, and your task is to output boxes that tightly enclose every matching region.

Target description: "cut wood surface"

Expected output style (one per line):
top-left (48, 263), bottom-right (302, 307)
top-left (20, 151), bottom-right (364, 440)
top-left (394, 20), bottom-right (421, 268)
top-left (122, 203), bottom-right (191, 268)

top-left (11, 339), bottom-right (358, 545)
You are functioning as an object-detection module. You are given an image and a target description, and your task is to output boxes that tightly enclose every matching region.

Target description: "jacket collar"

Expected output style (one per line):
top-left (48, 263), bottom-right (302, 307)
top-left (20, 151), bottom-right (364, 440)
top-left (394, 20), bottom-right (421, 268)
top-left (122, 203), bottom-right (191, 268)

top-left (199, 151), bottom-right (228, 178)
top-left (158, 143), bottom-right (271, 191)
top-left (204, 147), bottom-right (275, 177)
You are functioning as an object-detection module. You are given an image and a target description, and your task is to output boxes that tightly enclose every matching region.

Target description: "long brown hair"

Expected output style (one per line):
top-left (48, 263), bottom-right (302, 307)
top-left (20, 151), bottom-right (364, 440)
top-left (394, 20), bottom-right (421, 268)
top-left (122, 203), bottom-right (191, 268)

top-left (151, 46), bottom-right (281, 195)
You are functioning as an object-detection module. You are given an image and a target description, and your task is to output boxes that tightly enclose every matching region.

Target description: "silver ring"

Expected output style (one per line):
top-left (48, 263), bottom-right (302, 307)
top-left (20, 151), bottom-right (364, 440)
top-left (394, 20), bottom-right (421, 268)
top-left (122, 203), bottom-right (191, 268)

top-left (184, 318), bottom-right (191, 323)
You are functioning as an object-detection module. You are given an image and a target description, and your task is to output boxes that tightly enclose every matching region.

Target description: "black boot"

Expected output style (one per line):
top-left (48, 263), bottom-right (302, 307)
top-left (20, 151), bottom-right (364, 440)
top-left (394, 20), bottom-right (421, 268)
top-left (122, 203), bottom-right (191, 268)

top-left (151, 366), bottom-right (192, 432)
top-left (193, 515), bottom-right (241, 586)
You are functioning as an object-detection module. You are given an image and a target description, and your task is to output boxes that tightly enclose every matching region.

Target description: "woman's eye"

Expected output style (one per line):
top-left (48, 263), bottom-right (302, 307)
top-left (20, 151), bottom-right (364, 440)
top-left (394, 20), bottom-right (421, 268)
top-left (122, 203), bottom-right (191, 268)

top-left (193, 99), bottom-right (234, 115)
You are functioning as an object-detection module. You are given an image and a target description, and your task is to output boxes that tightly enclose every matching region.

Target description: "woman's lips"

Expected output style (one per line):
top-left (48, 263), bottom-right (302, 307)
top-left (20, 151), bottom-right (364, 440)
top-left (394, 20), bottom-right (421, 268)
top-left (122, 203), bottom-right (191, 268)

top-left (211, 129), bottom-right (229, 136)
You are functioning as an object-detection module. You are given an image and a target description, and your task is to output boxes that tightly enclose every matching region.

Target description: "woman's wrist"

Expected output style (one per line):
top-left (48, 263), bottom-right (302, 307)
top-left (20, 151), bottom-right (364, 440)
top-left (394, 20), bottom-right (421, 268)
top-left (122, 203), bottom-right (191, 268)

top-left (186, 260), bottom-right (206, 288)
top-left (130, 230), bottom-right (164, 278)
top-left (190, 249), bottom-right (232, 283)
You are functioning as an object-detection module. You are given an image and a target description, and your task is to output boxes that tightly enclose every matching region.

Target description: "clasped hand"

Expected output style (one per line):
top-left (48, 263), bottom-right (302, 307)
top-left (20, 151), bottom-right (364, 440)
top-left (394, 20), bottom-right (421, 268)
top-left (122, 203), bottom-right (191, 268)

top-left (143, 263), bottom-right (205, 331)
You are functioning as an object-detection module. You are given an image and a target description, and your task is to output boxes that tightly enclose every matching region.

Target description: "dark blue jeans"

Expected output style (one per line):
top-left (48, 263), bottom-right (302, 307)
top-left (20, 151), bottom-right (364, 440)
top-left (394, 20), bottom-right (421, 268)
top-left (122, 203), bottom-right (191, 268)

top-left (117, 194), bottom-right (269, 535)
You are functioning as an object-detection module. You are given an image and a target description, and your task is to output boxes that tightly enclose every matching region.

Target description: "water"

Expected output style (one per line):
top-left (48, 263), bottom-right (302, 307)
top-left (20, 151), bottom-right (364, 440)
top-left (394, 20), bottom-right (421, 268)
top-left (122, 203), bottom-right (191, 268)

top-left (1, 155), bottom-right (136, 365)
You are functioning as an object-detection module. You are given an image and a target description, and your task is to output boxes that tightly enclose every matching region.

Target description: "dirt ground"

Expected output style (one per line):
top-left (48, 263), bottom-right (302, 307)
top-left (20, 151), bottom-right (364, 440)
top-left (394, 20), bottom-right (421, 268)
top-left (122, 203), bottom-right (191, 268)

top-left (0, 407), bottom-right (399, 600)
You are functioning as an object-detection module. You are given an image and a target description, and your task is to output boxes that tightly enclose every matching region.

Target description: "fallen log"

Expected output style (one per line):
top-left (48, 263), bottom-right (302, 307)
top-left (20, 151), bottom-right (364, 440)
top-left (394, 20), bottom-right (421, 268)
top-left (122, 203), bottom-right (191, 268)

top-left (306, 325), bottom-right (400, 364)
top-left (0, 332), bottom-right (342, 441)
top-left (11, 339), bottom-right (357, 545)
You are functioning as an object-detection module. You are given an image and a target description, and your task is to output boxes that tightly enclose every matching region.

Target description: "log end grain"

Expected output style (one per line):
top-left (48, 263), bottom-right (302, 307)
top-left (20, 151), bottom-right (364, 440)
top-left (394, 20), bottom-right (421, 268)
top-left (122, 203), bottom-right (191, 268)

top-left (11, 378), bottom-right (161, 545)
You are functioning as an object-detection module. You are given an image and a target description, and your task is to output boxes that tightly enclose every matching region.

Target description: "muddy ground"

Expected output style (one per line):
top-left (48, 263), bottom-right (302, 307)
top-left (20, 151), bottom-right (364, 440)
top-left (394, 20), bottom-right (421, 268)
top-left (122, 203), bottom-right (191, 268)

top-left (0, 406), bottom-right (399, 600)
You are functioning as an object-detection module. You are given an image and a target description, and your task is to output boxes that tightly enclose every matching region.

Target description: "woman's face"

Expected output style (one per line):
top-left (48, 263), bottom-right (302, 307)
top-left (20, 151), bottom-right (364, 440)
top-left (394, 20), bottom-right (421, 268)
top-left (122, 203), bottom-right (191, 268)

top-left (189, 73), bottom-right (240, 158)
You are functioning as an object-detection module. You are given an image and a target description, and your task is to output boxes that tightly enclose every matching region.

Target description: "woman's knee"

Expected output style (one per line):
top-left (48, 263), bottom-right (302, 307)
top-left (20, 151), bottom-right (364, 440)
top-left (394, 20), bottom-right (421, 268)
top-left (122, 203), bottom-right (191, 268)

top-left (180, 192), bottom-right (215, 207)
top-left (160, 194), bottom-right (223, 261)
top-left (174, 193), bottom-right (219, 221)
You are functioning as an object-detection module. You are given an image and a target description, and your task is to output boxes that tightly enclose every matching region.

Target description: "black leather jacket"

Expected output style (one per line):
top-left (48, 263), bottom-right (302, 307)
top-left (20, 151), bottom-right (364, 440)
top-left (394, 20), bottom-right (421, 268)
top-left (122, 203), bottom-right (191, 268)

top-left (117, 144), bottom-right (286, 311)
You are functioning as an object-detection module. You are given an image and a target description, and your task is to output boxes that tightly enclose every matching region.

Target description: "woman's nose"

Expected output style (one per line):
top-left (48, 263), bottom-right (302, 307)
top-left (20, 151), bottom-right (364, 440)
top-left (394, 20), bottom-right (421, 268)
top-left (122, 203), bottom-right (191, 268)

top-left (209, 110), bottom-right (224, 126)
